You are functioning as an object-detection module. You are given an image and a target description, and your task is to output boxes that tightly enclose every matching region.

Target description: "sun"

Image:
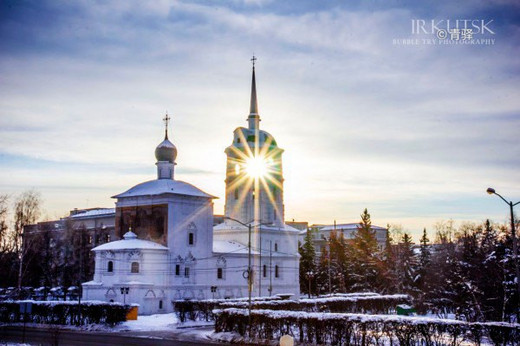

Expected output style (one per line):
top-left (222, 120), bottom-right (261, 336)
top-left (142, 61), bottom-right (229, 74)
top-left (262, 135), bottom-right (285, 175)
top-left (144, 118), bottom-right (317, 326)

top-left (245, 156), bottom-right (267, 179)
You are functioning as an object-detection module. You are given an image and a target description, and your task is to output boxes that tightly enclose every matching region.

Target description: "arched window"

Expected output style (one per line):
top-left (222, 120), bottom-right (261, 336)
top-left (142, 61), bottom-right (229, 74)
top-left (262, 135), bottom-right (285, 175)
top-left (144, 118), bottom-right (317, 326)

top-left (107, 261), bottom-right (113, 273)
top-left (131, 262), bottom-right (139, 273)
top-left (187, 222), bottom-right (197, 246)
top-left (184, 267), bottom-right (190, 278)
top-left (263, 265), bottom-right (267, 278)
top-left (275, 265), bottom-right (279, 278)
top-left (234, 188), bottom-right (239, 200)
top-left (159, 300), bottom-right (163, 309)
top-left (216, 256), bottom-right (226, 281)
top-left (274, 243), bottom-right (278, 252)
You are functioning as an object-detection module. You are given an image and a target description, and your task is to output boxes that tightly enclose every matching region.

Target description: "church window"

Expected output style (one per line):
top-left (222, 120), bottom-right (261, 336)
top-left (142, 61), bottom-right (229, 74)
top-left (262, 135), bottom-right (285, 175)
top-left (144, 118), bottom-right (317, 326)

top-left (263, 265), bottom-right (267, 278)
top-left (184, 267), bottom-right (190, 278)
top-left (131, 262), bottom-right (139, 273)
top-left (217, 268), bottom-right (223, 279)
top-left (275, 265), bottom-right (279, 278)
top-left (187, 223), bottom-right (197, 246)
top-left (175, 264), bottom-right (180, 276)
top-left (274, 243), bottom-right (278, 252)
top-left (234, 188), bottom-right (238, 200)
top-left (159, 300), bottom-right (163, 309)
top-left (107, 261), bottom-right (113, 273)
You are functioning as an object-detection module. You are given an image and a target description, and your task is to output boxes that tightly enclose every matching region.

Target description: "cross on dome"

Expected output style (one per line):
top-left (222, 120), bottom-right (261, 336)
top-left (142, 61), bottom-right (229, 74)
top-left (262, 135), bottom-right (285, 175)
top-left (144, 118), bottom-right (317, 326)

top-left (163, 112), bottom-right (171, 139)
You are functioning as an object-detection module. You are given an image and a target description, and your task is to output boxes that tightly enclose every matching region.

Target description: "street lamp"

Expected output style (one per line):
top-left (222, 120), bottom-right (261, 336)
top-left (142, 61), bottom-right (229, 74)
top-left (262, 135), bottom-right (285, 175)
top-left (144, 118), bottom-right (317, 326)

top-left (224, 216), bottom-right (271, 335)
top-left (223, 216), bottom-right (253, 333)
top-left (487, 187), bottom-right (520, 309)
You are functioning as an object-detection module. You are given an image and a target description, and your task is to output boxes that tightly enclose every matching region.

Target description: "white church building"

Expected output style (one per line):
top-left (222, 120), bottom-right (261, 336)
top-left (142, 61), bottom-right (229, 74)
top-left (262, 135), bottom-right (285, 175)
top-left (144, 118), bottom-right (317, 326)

top-left (82, 62), bottom-right (300, 315)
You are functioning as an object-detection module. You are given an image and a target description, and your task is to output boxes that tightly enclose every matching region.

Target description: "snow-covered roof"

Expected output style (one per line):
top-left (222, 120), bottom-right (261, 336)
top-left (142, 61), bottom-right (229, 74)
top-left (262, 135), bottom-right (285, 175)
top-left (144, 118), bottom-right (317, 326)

top-left (319, 223), bottom-right (387, 231)
top-left (70, 208), bottom-right (115, 219)
top-left (213, 222), bottom-right (300, 233)
top-left (112, 179), bottom-right (215, 199)
top-left (92, 231), bottom-right (168, 252)
top-left (213, 240), bottom-right (259, 255)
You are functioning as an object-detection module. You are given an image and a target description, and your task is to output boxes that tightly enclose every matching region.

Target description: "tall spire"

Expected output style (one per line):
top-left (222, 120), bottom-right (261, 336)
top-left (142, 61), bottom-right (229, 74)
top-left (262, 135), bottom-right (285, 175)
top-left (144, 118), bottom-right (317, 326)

top-left (249, 56), bottom-right (258, 116)
top-left (248, 56), bottom-right (260, 130)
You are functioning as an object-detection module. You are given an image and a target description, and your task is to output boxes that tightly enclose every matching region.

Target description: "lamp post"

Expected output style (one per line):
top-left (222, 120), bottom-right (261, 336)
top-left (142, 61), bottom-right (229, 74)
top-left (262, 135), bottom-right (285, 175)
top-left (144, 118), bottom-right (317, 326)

top-left (223, 216), bottom-right (253, 333)
top-left (487, 187), bottom-right (520, 311)
top-left (224, 216), bottom-right (271, 334)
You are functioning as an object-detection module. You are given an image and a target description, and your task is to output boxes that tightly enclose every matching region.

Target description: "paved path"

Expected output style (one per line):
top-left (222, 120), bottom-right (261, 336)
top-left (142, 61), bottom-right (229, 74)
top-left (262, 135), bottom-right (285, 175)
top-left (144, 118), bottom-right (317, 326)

top-left (0, 326), bottom-right (226, 345)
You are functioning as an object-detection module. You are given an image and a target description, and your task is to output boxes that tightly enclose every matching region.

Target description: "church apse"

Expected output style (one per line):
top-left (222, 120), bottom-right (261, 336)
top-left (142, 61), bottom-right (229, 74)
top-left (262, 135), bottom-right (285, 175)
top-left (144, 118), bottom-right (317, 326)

top-left (115, 204), bottom-right (168, 246)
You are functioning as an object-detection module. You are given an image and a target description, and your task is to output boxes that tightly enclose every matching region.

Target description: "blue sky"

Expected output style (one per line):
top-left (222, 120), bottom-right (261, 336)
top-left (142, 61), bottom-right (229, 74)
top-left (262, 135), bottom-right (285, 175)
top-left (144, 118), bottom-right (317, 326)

top-left (1, 0), bottom-right (519, 240)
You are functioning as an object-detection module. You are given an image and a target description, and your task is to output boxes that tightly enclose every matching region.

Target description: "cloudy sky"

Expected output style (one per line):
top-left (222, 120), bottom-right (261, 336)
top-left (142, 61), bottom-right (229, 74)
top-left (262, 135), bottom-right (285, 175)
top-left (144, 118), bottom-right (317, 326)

top-left (1, 0), bottom-right (519, 239)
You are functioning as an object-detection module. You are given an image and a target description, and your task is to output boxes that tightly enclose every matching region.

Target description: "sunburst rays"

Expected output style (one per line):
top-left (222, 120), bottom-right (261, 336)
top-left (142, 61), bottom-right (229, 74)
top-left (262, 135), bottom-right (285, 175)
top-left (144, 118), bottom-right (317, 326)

top-left (226, 129), bottom-right (282, 224)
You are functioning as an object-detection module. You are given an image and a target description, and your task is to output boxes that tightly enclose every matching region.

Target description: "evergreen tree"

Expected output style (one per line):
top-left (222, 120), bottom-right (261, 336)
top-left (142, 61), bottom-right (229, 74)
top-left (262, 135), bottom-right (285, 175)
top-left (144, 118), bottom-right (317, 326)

top-left (329, 230), bottom-right (348, 292)
top-left (348, 209), bottom-right (381, 291)
top-left (395, 232), bottom-right (417, 295)
top-left (299, 229), bottom-right (317, 297)
top-left (416, 228), bottom-right (432, 306)
top-left (316, 246), bottom-right (331, 295)
top-left (380, 224), bottom-right (398, 293)
top-left (446, 224), bottom-right (485, 321)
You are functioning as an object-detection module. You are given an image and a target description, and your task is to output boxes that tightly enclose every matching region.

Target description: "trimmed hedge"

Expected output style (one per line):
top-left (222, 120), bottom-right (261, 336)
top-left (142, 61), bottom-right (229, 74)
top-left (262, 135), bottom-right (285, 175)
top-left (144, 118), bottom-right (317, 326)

top-left (214, 308), bottom-right (520, 345)
top-left (172, 296), bottom-right (283, 323)
top-left (173, 294), bottom-right (409, 322)
top-left (0, 300), bottom-right (130, 326)
top-left (219, 295), bottom-right (411, 314)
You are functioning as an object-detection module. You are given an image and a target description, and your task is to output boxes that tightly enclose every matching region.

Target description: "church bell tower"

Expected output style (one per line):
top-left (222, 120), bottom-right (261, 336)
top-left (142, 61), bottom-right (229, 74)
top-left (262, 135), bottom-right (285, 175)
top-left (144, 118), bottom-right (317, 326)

top-left (223, 58), bottom-right (285, 227)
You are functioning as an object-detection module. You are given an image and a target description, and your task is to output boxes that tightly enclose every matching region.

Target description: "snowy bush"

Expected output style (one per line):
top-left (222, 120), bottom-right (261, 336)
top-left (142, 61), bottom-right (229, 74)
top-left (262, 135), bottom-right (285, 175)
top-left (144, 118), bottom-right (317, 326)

top-left (218, 294), bottom-right (411, 315)
top-left (214, 308), bottom-right (520, 345)
top-left (172, 296), bottom-right (282, 323)
top-left (173, 294), bottom-right (409, 322)
top-left (0, 300), bottom-right (130, 326)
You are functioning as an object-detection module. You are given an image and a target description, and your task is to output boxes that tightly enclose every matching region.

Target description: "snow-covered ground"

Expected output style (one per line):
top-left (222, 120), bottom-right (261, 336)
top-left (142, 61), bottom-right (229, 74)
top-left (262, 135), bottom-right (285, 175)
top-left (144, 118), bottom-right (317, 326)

top-left (114, 313), bottom-right (179, 332)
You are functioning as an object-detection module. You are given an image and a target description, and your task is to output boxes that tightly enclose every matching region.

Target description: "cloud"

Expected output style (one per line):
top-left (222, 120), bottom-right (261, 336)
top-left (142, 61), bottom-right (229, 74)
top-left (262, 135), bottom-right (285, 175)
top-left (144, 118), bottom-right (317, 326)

top-left (0, 0), bottom-right (518, 236)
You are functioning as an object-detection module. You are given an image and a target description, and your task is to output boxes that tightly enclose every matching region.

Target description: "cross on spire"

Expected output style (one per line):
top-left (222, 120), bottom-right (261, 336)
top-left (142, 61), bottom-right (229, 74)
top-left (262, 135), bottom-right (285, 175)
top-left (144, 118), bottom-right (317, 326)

top-left (248, 56), bottom-right (260, 129)
top-left (163, 112), bottom-right (171, 139)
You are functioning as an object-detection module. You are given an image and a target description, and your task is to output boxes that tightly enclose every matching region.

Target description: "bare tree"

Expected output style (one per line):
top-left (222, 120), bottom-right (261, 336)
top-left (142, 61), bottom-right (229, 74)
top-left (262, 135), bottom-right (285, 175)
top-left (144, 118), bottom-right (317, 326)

top-left (0, 194), bottom-right (9, 252)
top-left (14, 190), bottom-right (42, 289)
